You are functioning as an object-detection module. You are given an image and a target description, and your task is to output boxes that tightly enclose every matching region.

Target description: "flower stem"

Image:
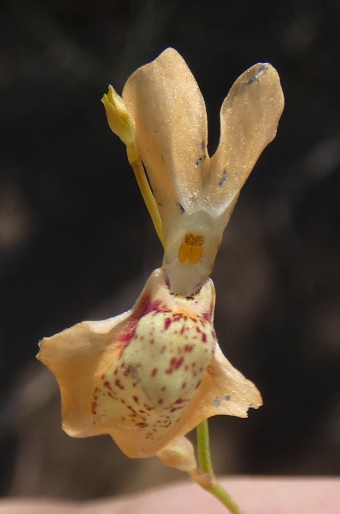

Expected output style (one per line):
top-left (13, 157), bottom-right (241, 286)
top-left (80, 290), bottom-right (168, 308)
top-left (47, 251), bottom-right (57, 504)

top-left (194, 420), bottom-right (245, 514)
top-left (126, 144), bottom-right (165, 248)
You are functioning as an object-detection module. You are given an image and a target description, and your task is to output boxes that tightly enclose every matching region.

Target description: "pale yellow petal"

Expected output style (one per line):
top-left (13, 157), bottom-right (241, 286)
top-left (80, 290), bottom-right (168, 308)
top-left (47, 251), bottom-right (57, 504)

top-left (36, 311), bottom-right (132, 438)
top-left (122, 48), bottom-right (209, 236)
top-left (208, 63), bottom-right (284, 225)
top-left (194, 344), bottom-right (263, 419)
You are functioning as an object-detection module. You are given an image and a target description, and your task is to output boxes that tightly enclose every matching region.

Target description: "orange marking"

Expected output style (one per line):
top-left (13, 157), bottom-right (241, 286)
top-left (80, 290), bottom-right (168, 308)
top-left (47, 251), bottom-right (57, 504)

top-left (178, 234), bottom-right (204, 264)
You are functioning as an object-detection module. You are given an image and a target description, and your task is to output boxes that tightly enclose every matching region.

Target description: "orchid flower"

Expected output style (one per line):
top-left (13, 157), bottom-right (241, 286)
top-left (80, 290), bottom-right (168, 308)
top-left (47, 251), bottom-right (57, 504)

top-left (37, 49), bottom-right (284, 513)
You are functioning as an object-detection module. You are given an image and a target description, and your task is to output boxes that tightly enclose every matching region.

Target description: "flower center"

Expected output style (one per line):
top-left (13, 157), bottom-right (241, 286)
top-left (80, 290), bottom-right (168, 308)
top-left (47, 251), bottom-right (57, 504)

top-left (92, 306), bottom-right (216, 439)
top-left (178, 233), bottom-right (204, 265)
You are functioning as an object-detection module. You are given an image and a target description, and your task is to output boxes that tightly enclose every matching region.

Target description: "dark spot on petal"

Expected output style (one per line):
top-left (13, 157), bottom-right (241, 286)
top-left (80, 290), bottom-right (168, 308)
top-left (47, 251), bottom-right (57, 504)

top-left (218, 170), bottom-right (227, 187)
top-left (246, 64), bottom-right (268, 85)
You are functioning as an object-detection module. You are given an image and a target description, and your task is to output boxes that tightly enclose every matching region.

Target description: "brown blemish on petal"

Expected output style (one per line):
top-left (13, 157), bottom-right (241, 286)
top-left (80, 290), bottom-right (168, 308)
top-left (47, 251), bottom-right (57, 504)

top-left (114, 379), bottom-right (125, 390)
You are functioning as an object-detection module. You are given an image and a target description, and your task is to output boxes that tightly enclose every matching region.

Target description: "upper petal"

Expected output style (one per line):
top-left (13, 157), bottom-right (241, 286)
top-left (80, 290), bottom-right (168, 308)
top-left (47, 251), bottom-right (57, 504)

top-left (122, 48), bottom-right (209, 237)
top-left (208, 63), bottom-right (284, 224)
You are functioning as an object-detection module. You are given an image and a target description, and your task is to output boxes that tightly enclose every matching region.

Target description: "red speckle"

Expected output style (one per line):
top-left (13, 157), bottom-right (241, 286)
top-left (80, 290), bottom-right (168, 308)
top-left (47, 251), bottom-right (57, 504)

top-left (100, 373), bottom-right (105, 379)
top-left (161, 386), bottom-right (166, 392)
top-left (151, 368), bottom-right (158, 377)
top-left (158, 398), bottom-right (163, 405)
top-left (184, 344), bottom-right (194, 352)
top-left (114, 379), bottom-right (124, 390)
top-left (136, 422), bottom-right (149, 428)
top-left (132, 382), bottom-right (137, 387)
top-left (103, 381), bottom-right (111, 389)
top-left (169, 406), bottom-right (184, 413)
top-left (161, 346), bottom-right (166, 353)
top-left (174, 398), bottom-right (185, 404)
top-left (118, 320), bottom-right (138, 345)
top-left (133, 396), bottom-right (139, 404)
top-left (133, 293), bottom-right (152, 318)
top-left (115, 294), bottom-right (161, 353)
top-left (203, 309), bottom-right (212, 322)
top-left (91, 401), bottom-right (97, 414)
top-left (166, 356), bottom-right (184, 374)
top-left (182, 382), bottom-right (187, 389)
top-left (164, 317), bottom-right (172, 330)
top-left (195, 380), bottom-right (202, 389)
top-left (201, 332), bottom-right (207, 343)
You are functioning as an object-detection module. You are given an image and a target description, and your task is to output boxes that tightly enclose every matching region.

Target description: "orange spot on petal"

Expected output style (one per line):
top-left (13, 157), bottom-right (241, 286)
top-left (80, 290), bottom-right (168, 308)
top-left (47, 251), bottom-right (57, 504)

top-left (178, 234), bottom-right (204, 264)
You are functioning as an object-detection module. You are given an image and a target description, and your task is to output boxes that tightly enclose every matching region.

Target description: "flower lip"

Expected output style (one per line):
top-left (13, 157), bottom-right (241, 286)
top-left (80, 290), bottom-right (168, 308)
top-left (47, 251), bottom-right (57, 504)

top-left (37, 267), bottom-right (262, 459)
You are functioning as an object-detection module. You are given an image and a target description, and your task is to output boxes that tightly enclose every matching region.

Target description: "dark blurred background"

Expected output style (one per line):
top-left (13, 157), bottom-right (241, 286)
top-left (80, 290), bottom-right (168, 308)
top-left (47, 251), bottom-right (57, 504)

top-left (0, 0), bottom-right (339, 501)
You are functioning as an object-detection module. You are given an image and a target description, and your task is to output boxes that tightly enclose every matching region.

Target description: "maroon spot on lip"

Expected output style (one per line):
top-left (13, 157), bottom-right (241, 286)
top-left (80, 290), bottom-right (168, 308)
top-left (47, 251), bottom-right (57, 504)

top-left (164, 317), bottom-right (172, 330)
top-left (165, 356), bottom-right (184, 374)
top-left (202, 310), bottom-right (212, 322)
top-left (91, 401), bottom-right (97, 415)
top-left (133, 396), bottom-right (139, 404)
top-left (184, 344), bottom-right (194, 352)
top-left (174, 398), bottom-right (185, 404)
top-left (114, 379), bottom-right (124, 390)
top-left (169, 406), bottom-right (184, 413)
top-left (136, 422), bottom-right (149, 428)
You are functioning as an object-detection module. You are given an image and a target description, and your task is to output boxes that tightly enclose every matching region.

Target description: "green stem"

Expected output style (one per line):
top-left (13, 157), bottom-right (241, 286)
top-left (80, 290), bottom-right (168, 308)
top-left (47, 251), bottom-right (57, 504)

top-left (195, 420), bottom-right (245, 514)
top-left (196, 419), bottom-right (213, 474)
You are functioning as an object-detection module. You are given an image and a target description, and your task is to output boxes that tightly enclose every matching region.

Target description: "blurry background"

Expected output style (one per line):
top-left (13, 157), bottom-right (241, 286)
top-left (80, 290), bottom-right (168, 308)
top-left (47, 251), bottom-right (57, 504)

top-left (0, 0), bottom-right (340, 501)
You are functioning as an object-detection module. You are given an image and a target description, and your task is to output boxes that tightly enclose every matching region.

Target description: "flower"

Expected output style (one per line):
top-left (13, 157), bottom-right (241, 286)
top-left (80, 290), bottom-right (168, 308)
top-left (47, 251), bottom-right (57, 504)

top-left (37, 48), bottom-right (283, 471)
